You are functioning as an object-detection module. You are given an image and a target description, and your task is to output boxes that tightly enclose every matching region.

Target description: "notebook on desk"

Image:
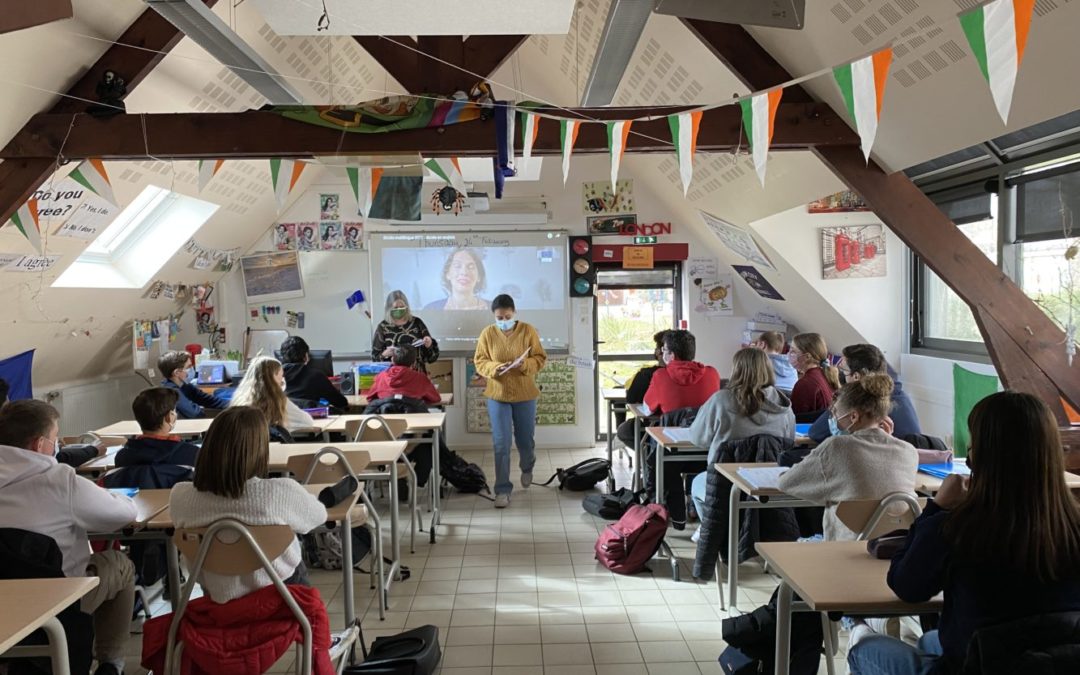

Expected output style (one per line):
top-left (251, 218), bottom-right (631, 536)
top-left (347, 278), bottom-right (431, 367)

top-left (736, 466), bottom-right (789, 490)
top-left (664, 428), bottom-right (692, 443)
top-left (918, 462), bottom-right (971, 479)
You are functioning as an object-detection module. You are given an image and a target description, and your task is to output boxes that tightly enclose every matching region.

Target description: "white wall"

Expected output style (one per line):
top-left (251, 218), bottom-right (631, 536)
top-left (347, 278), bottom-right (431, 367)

top-left (899, 353), bottom-right (999, 446)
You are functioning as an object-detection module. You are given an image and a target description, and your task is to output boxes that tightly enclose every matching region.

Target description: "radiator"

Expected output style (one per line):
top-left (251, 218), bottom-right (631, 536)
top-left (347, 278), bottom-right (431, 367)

top-left (51, 375), bottom-right (148, 437)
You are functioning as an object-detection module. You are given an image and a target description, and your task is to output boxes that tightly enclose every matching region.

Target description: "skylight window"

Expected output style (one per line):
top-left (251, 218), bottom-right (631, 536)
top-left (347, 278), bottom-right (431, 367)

top-left (53, 186), bottom-right (219, 289)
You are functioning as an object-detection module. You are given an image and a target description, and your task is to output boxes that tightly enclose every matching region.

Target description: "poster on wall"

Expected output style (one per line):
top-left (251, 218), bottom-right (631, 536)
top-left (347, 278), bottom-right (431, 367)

top-left (465, 358), bottom-right (577, 432)
top-left (296, 222), bottom-right (318, 251)
top-left (320, 222), bottom-right (344, 250)
top-left (274, 223), bottom-right (297, 251)
top-left (695, 274), bottom-right (734, 316)
top-left (699, 211), bottom-right (774, 270)
top-left (732, 265), bottom-right (785, 301)
top-left (342, 222), bottom-right (364, 250)
top-left (240, 251), bottom-right (305, 302)
top-left (808, 190), bottom-right (870, 213)
top-left (820, 225), bottom-right (887, 280)
top-left (587, 214), bottom-right (635, 236)
top-left (582, 179), bottom-right (635, 215)
top-left (320, 193), bottom-right (340, 220)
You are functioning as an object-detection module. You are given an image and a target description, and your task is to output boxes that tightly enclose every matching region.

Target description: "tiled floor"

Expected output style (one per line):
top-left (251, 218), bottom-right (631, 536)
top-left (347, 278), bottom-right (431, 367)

top-left (123, 445), bottom-right (848, 674)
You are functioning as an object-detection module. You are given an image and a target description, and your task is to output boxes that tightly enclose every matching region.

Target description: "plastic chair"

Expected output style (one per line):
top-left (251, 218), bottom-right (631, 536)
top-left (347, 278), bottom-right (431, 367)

top-left (346, 415), bottom-right (424, 539)
top-left (286, 447), bottom-right (387, 620)
top-left (166, 520), bottom-right (312, 675)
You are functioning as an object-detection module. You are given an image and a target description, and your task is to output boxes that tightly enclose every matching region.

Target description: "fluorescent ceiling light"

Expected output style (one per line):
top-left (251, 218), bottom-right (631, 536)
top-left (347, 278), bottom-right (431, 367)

top-left (581, 0), bottom-right (653, 107)
top-left (145, 0), bottom-right (303, 104)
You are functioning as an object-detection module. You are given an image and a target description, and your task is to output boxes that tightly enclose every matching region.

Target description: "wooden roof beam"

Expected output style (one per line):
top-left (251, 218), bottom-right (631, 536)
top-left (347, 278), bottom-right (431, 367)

top-left (355, 34), bottom-right (527, 94)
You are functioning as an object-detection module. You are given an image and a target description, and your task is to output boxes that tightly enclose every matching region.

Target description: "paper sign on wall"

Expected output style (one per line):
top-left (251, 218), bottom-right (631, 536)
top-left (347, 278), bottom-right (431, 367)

top-left (0, 255), bottom-right (61, 272)
top-left (623, 246), bottom-right (654, 269)
top-left (54, 197), bottom-right (116, 240)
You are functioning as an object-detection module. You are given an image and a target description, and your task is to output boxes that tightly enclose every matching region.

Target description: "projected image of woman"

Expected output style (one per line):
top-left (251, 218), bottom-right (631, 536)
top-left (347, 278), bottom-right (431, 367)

top-left (371, 290), bottom-right (440, 374)
top-left (424, 248), bottom-right (489, 310)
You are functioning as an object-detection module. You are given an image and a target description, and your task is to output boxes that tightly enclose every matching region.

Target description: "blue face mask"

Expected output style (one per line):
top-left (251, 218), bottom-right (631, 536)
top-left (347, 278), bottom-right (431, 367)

top-left (828, 413), bottom-right (850, 437)
top-left (495, 318), bottom-right (517, 331)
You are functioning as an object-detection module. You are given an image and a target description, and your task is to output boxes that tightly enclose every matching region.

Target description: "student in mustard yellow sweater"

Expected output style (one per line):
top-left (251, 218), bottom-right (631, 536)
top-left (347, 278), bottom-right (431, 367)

top-left (472, 294), bottom-right (548, 508)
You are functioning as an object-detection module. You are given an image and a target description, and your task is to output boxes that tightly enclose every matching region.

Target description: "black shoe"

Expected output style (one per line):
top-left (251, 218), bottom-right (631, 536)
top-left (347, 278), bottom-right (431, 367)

top-left (94, 663), bottom-right (123, 675)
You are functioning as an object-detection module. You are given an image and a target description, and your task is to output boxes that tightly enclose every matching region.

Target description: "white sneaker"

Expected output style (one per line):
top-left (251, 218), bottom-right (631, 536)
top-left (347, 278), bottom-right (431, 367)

top-left (521, 471), bottom-right (533, 488)
top-left (494, 493), bottom-right (511, 509)
top-left (865, 617), bottom-right (901, 637)
top-left (848, 621), bottom-right (874, 651)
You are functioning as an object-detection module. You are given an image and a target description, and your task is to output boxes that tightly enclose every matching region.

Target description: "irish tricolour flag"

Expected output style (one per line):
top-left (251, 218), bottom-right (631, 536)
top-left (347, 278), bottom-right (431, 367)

top-left (668, 111), bottom-right (702, 196)
top-left (606, 120), bottom-right (633, 194)
top-left (560, 119), bottom-right (580, 186)
top-left (520, 112), bottom-right (539, 170)
top-left (424, 157), bottom-right (468, 195)
top-left (270, 159), bottom-right (306, 212)
top-left (68, 159), bottom-right (116, 206)
top-left (198, 160), bottom-right (224, 193)
top-left (739, 89), bottom-right (783, 186)
top-left (833, 48), bottom-right (893, 163)
top-left (346, 166), bottom-right (383, 220)
top-left (9, 199), bottom-right (42, 254)
top-left (959, 0), bottom-right (1036, 124)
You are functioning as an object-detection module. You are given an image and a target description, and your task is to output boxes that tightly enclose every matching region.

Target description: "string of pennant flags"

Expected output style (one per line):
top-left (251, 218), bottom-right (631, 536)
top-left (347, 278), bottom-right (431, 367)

top-left (2, 0), bottom-right (1036, 254)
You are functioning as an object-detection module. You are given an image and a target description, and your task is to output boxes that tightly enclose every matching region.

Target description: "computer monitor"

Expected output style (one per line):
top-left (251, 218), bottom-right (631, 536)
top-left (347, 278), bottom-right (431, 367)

top-left (307, 350), bottom-right (334, 378)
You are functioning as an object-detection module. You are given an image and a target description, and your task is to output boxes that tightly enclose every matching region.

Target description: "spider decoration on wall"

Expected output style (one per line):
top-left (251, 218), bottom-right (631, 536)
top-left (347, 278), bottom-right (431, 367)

top-left (431, 186), bottom-right (466, 215)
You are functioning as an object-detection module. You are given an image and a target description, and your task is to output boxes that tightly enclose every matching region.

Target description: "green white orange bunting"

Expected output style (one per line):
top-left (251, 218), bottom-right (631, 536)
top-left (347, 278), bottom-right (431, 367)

top-left (424, 157), bottom-right (468, 195)
top-left (68, 159), bottom-right (116, 206)
top-left (959, 0), bottom-right (1035, 124)
top-left (9, 199), bottom-right (43, 254)
top-left (560, 119), bottom-right (580, 186)
top-left (270, 159), bottom-right (306, 212)
top-left (520, 111), bottom-right (539, 170)
top-left (739, 88), bottom-right (784, 186)
top-left (606, 120), bottom-right (633, 194)
top-left (346, 166), bottom-right (383, 220)
top-left (197, 159), bottom-right (224, 193)
top-left (833, 48), bottom-right (893, 162)
top-left (668, 111), bottom-right (702, 195)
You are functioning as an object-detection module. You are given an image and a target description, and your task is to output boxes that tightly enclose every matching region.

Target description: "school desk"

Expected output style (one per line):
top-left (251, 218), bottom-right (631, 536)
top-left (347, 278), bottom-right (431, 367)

top-left (602, 387), bottom-right (628, 491)
top-left (0, 577), bottom-right (100, 675)
top-left (345, 393), bottom-right (452, 410)
top-left (645, 426), bottom-right (709, 509)
top-left (755, 541), bottom-right (944, 675)
top-left (625, 402), bottom-right (654, 492)
top-left (92, 416), bottom-right (337, 439)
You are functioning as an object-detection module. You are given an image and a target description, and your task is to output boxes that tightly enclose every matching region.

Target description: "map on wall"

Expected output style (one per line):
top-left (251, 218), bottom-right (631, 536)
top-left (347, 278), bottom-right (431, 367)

top-left (466, 359), bottom-right (577, 433)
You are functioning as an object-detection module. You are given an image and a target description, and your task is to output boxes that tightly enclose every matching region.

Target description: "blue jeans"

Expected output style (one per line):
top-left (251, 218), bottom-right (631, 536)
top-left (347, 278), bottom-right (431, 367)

top-left (848, 630), bottom-right (943, 675)
top-left (486, 398), bottom-right (537, 495)
top-left (690, 471), bottom-right (707, 522)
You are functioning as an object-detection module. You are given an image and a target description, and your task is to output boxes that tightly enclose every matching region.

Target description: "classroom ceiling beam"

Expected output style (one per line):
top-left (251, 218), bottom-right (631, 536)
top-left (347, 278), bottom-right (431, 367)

top-left (355, 35), bottom-right (527, 94)
top-left (0, 0), bottom-right (72, 34)
top-left (1, 102), bottom-right (857, 160)
top-left (0, 0), bottom-right (218, 225)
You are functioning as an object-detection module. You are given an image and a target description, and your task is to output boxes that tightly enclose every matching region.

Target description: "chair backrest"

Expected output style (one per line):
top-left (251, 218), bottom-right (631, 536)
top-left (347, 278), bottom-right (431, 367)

top-left (836, 492), bottom-right (925, 540)
top-left (173, 522), bottom-right (295, 577)
top-left (346, 415), bottom-right (407, 442)
top-left (286, 448), bottom-right (371, 484)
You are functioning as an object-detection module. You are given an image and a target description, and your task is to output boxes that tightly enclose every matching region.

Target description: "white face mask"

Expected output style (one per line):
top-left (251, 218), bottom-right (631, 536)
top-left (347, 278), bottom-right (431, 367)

top-left (52, 439), bottom-right (60, 457)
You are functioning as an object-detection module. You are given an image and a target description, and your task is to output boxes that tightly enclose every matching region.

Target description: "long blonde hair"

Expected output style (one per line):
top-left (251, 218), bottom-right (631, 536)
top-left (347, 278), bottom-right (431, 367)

top-left (792, 333), bottom-right (841, 391)
top-left (728, 348), bottom-right (775, 417)
top-left (230, 356), bottom-right (288, 427)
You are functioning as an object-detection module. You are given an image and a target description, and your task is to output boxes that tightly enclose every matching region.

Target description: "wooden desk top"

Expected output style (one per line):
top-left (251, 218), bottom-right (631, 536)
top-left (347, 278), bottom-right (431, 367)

top-left (756, 541), bottom-right (943, 614)
top-left (131, 489), bottom-right (172, 525)
top-left (346, 393), bottom-right (452, 408)
top-left (915, 468), bottom-right (1080, 493)
top-left (601, 388), bottom-right (626, 401)
top-left (94, 418), bottom-right (214, 438)
top-left (145, 484), bottom-right (362, 531)
top-left (323, 412), bottom-right (446, 434)
top-left (715, 462), bottom-right (791, 498)
top-left (645, 426), bottom-right (701, 450)
top-left (626, 403), bottom-right (651, 419)
top-left (0, 577), bottom-right (100, 654)
top-left (268, 441), bottom-right (408, 470)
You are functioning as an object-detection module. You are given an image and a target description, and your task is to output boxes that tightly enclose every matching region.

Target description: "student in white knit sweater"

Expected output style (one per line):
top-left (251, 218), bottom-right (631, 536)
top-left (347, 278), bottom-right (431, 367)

top-left (170, 406), bottom-right (327, 603)
top-left (230, 356), bottom-right (315, 439)
top-left (778, 373), bottom-right (918, 542)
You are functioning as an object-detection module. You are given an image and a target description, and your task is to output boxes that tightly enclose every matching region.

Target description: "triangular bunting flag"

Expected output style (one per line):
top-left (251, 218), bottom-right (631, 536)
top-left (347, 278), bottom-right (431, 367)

top-left (9, 199), bottom-right (42, 254)
top-left (739, 88), bottom-right (784, 186)
top-left (197, 159), bottom-right (224, 193)
top-left (346, 166), bottom-right (383, 220)
top-left (560, 119), bottom-right (580, 186)
top-left (520, 111), bottom-right (539, 170)
top-left (959, 0), bottom-right (1035, 124)
top-left (833, 48), bottom-right (893, 163)
top-left (270, 159), bottom-right (306, 212)
top-left (668, 111), bottom-right (703, 196)
top-left (68, 159), bottom-right (117, 206)
top-left (606, 120), bottom-right (633, 194)
top-left (424, 157), bottom-right (468, 195)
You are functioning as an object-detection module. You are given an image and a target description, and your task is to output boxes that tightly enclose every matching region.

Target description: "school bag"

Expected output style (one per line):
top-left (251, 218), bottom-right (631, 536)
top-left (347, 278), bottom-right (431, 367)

top-left (539, 458), bottom-right (612, 491)
top-left (594, 503), bottom-right (668, 574)
top-left (582, 488), bottom-right (644, 520)
top-left (719, 586), bottom-right (823, 675)
top-left (345, 624), bottom-right (441, 675)
top-left (440, 449), bottom-right (490, 495)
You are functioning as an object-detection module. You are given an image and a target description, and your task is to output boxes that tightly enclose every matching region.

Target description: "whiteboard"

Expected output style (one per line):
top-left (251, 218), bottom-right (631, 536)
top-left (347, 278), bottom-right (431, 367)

top-left (243, 250), bottom-right (374, 356)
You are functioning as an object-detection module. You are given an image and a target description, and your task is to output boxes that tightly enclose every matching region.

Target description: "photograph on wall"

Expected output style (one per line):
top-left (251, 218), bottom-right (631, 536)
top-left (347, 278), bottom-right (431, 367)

top-left (820, 225), bottom-right (887, 280)
top-left (732, 265), bottom-right (785, 301)
top-left (699, 210), bottom-right (774, 270)
top-left (808, 190), bottom-right (870, 213)
top-left (319, 193), bottom-right (340, 220)
top-left (582, 179), bottom-right (635, 215)
top-left (319, 221), bottom-right (344, 250)
top-left (240, 251), bottom-right (305, 302)
top-left (295, 222), bottom-right (318, 251)
top-left (587, 213), bottom-right (636, 236)
top-left (195, 306), bottom-right (216, 334)
top-left (342, 222), bottom-right (364, 250)
top-left (273, 223), bottom-right (296, 251)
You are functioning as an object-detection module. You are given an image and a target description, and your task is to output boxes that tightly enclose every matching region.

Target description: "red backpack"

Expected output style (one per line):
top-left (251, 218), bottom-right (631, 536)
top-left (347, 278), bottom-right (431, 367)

top-left (594, 503), bottom-right (669, 574)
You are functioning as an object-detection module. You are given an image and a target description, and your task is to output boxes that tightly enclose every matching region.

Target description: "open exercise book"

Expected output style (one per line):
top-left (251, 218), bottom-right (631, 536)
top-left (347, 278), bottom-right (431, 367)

top-left (663, 428), bottom-right (693, 443)
top-left (917, 462), bottom-right (971, 479)
top-left (736, 466), bottom-right (789, 490)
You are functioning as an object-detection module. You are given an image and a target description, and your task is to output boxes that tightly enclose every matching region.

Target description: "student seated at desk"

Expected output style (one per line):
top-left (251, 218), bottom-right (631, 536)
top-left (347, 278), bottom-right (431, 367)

top-left (788, 333), bottom-right (840, 415)
top-left (777, 374), bottom-right (918, 541)
top-left (0, 399), bottom-right (138, 675)
top-left (159, 350), bottom-right (225, 419)
top-left (807, 343), bottom-right (922, 444)
top-left (280, 335), bottom-right (349, 413)
top-left (754, 330), bottom-right (798, 392)
top-left (849, 392), bottom-right (1080, 675)
top-left (642, 329), bottom-right (720, 416)
top-left (367, 344), bottom-right (442, 405)
top-left (615, 330), bottom-right (669, 448)
top-left (1, 377), bottom-right (107, 468)
top-left (230, 356), bottom-right (315, 442)
top-left (169, 406), bottom-right (328, 603)
top-left (107, 387), bottom-right (199, 488)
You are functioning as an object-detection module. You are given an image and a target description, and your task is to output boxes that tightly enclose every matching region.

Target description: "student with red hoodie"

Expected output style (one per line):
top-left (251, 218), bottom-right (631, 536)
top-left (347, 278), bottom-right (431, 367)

top-left (643, 330), bottom-right (720, 415)
top-left (367, 345), bottom-right (441, 405)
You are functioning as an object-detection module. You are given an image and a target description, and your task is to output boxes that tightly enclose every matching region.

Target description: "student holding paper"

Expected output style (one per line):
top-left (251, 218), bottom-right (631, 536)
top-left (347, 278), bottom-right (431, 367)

top-left (472, 294), bottom-right (547, 508)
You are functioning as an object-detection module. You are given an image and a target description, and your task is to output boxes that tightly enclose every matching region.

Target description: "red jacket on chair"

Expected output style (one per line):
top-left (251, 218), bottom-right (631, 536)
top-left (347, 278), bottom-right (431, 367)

top-left (142, 584), bottom-right (334, 675)
top-left (368, 364), bottom-right (442, 404)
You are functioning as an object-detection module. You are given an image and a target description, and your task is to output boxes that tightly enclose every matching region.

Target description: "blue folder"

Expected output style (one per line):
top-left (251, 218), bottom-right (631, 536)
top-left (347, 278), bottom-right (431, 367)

top-left (795, 423), bottom-right (811, 437)
top-left (917, 463), bottom-right (971, 479)
top-left (107, 487), bottom-right (139, 498)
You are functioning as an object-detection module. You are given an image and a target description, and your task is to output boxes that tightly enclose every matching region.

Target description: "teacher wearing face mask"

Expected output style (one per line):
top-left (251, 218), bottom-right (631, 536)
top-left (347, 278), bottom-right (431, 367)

top-left (371, 290), bottom-right (440, 374)
top-left (472, 294), bottom-right (547, 509)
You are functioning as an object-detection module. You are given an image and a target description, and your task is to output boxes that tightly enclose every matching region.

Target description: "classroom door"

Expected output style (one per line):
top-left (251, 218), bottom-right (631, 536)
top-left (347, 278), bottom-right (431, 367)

top-left (594, 265), bottom-right (681, 441)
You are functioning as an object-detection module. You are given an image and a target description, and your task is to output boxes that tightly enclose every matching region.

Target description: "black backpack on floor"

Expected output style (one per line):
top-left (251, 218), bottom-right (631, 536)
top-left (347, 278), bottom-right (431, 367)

top-left (583, 488), bottom-right (644, 520)
top-left (540, 458), bottom-right (612, 490)
top-left (439, 448), bottom-right (489, 494)
top-left (346, 624), bottom-right (441, 675)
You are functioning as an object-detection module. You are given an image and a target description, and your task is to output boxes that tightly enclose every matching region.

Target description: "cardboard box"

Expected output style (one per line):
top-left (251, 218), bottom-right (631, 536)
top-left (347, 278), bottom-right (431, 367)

top-left (428, 360), bottom-right (454, 396)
